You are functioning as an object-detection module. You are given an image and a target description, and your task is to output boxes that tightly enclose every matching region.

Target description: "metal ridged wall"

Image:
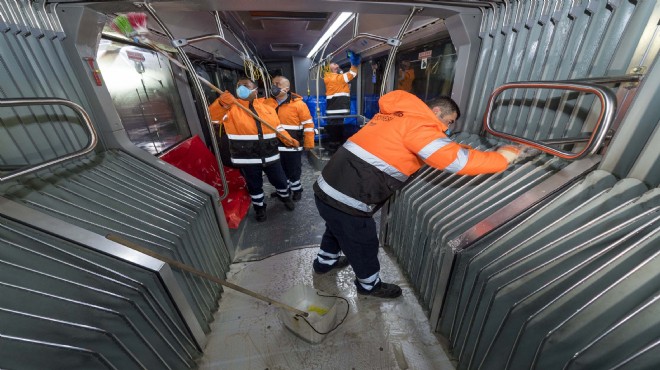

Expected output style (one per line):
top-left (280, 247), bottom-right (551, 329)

top-left (383, 0), bottom-right (659, 369)
top-left (385, 134), bottom-right (568, 312)
top-left (0, 216), bottom-right (202, 369)
top-left (0, 150), bottom-right (231, 334)
top-left (0, 2), bottom-right (232, 369)
top-left (441, 172), bottom-right (658, 369)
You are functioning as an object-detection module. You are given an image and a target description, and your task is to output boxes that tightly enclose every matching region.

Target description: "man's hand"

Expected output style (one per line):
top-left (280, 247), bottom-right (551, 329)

top-left (286, 138), bottom-right (300, 148)
top-left (347, 50), bottom-right (361, 66)
top-left (219, 91), bottom-right (234, 108)
top-left (496, 145), bottom-right (521, 164)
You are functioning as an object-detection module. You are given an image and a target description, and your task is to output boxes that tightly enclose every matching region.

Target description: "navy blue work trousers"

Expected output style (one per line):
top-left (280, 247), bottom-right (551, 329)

top-left (314, 195), bottom-right (380, 279)
top-left (240, 162), bottom-right (289, 206)
top-left (279, 150), bottom-right (302, 186)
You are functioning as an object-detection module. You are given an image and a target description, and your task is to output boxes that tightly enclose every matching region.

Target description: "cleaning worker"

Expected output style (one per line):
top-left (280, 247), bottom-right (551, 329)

top-left (264, 75), bottom-right (315, 201)
top-left (312, 91), bottom-right (522, 298)
top-left (397, 60), bottom-right (415, 93)
top-left (323, 50), bottom-right (360, 153)
top-left (209, 77), bottom-right (299, 222)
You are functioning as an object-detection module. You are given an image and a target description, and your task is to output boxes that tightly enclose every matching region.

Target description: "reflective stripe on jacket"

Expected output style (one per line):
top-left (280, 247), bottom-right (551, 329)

top-left (209, 96), bottom-right (292, 167)
top-left (313, 90), bottom-right (510, 216)
top-left (264, 93), bottom-right (315, 150)
top-left (324, 66), bottom-right (357, 115)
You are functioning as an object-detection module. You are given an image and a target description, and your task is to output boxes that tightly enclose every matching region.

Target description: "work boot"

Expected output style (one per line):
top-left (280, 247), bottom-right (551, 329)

top-left (313, 256), bottom-right (349, 274)
top-left (278, 195), bottom-right (295, 211)
top-left (292, 190), bottom-right (303, 201)
top-left (254, 204), bottom-right (267, 222)
top-left (355, 280), bottom-right (402, 298)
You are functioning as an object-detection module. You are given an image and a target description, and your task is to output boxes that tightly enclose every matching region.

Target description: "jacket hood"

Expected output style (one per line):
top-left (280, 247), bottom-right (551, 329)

top-left (378, 90), bottom-right (448, 131)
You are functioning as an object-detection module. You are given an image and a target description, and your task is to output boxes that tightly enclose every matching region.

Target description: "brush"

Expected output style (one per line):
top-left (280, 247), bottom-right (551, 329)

top-left (109, 13), bottom-right (298, 146)
top-left (110, 14), bottom-right (138, 42)
top-left (126, 12), bottom-right (149, 37)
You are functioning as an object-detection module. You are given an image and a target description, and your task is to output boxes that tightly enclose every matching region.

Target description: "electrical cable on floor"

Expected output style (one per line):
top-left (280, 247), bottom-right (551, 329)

top-left (294, 292), bottom-right (350, 335)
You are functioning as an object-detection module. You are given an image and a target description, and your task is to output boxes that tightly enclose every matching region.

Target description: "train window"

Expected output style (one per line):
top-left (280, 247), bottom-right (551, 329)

top-left (395, 39), bottom-right (457, 102)
top-left (358, 39), bottom-right (457, 119)
top-left (96, 39), bottom-right (191, 155)
top-left (361, 57), bottom-right (387, 119)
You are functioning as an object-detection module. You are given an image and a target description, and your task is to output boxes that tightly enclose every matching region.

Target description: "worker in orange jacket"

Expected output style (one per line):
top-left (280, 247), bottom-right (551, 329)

top-left (322, 50), bottom-right (360, 153)
top-left (312, 91), bottom-right (521, 298)
top-left (264, 75), bottom-right (314, 201)
top-left (209, 77), bottom-right (299, 222)
top-left (397, 60), bottom-right (415, 93)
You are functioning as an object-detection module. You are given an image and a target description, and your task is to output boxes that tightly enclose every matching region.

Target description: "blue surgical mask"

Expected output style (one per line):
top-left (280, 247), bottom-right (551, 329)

top-left (236, 85), bottom-right (255, 100)
top-left (444, 128), bottom-right (453, 136)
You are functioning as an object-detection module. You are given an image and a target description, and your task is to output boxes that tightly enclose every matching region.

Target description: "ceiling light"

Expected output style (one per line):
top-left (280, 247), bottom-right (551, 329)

top-left (306, 12), bottom-right (352, 59)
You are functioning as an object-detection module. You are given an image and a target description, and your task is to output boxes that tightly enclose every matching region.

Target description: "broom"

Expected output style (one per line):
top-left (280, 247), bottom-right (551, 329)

top-left (110, 13), bottom-right (298, 146)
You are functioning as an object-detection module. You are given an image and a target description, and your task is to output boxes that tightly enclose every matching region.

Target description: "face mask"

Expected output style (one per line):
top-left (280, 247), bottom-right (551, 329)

top-left (236, 85), bottom-right (255, 100)
top-left (270, 85), bottom-right (282, 96)
top-left (444, 128), bottom-right (453, 136)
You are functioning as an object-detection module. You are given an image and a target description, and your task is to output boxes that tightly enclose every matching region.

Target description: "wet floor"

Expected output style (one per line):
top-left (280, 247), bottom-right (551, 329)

top-left (199, 248), bottom-right (455, 369)
top-left (206, 154), bottom-right (455, 369)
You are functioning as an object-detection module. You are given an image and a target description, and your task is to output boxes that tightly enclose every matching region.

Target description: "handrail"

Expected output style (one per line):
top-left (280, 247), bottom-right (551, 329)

top-left (482, 77), bottom-right (641, 160)
top-left (318, 114), bottom-right (368, 126)
top-left (144, 3), bottom-right (229, 201)
top-left (0, 97), bottom-right (98, 182)
top-left (380, 7), bottom-right (420, 96)
top-left (172, 33), bottom-right (245, 59)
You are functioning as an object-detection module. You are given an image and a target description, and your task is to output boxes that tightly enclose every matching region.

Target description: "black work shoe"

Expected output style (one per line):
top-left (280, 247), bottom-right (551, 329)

top-left (313, 256), bottom-right (349, 274)
top-left (278, 196), bottom-right (295, 211)
top-left (355, 280), bottom-right (402, 298)
top-left (254, 206), bottom-right (267, 222)
top-left (292, 190), bottom-right (303, 201)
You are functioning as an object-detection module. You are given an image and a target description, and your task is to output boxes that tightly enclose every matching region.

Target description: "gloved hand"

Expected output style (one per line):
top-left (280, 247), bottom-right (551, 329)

top-left (347, 50), bottom-right (361, 66)
top-left (218, 91), bottom-right (234, 107)
top-left (496, 145), bottom-right (521, 164)
top-left (285, 138), bottom-right (300, 148)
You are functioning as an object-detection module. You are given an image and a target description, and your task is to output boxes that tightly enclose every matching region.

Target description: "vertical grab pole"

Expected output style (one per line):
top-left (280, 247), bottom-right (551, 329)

top-left (380, 7), bottom-right (420, 97)
top-left (143, 3), bottom-right (229, 201)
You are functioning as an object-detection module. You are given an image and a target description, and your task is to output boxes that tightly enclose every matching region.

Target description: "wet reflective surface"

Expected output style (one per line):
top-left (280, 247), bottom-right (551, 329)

top-left (207, 155), bottom-right (453, 368)
top-left (199, 248), bottom-right (454, 369)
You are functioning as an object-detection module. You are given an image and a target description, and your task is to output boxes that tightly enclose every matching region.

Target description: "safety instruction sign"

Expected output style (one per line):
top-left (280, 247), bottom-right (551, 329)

top-left (418, 50), bottom-right (432, 60)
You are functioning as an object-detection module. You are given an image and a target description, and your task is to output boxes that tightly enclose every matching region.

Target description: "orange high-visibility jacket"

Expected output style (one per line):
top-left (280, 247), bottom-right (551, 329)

top-left (209, 96), bottom-right (294, 167)
top-left (264, 93), bottom-right (314, 151)
top-left (314, 90), bottom-right (510, 216)
top-left (324, 66), bottom-right (358, 115)
top-left (397, 68), bottom-right (415, 92)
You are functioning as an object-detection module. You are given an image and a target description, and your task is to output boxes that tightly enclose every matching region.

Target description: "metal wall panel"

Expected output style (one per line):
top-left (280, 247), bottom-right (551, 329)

top-left (0, 216), bottom-right (202, 369)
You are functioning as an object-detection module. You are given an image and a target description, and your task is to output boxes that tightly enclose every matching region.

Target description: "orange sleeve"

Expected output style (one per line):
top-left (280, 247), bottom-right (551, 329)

top-left (209, 94), bottom-right (231, 122)
top-left (299, 102), bottom-right (315, 149)
top-left (405, 122), bottom-right (509, 175)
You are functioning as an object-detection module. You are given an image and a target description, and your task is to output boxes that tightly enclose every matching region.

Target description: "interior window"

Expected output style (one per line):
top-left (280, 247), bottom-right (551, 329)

top-left (396, 39), bottom-right (457, 102)
top-left (96, 38), bottom-right (191, 155)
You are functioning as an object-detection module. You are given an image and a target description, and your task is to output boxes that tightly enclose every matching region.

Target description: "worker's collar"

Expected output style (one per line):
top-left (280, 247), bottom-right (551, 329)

top-left (276, 93), bottom-right (290, 105)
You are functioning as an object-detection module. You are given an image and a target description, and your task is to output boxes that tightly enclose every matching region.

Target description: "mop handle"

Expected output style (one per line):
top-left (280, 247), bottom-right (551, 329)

top-left (106, 234), bottom-right (309, 317)
top-left (148, 43), bottom-right (296, 145)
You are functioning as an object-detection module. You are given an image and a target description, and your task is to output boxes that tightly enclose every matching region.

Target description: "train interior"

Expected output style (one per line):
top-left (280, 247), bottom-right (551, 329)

top-left (0, 0), bottom-right (658, 369)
